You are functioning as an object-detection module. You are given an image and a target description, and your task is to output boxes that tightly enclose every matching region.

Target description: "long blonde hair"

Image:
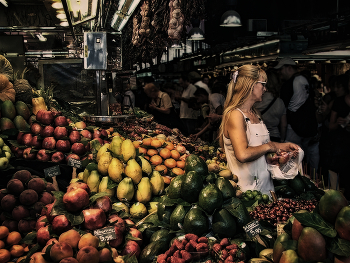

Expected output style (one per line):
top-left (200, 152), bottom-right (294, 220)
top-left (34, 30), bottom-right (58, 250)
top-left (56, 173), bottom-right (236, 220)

top-left (218, 65), bottom-right (267, 148)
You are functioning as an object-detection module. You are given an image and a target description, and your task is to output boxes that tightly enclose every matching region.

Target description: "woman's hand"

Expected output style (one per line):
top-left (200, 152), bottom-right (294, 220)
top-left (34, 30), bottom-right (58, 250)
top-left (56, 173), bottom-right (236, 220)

top-left (148, 104), bottom-right (156, 110)
top-left (268, 141), bottom-right (299, 153)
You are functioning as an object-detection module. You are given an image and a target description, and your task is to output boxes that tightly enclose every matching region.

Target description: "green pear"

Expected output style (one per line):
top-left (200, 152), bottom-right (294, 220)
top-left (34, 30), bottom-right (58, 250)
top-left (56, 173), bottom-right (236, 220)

top-left (0, 157), bottom-right (9, 170)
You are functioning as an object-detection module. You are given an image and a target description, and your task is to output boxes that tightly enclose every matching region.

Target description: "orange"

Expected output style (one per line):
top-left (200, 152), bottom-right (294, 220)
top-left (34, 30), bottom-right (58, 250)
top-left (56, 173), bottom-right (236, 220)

top-left (138, 147), bottom-right (147, 154)
top-left (159, 148), bottom-right (171, 159)
top-left (0, 249), bottom-right (10, 263)
top-left (142, 137), bottom-right (152, 146)
top-left (172, 167), bottom-right (185, 176)
top-left (133, 141), bottom-right (141, 148)
top-left (176, 160), bottom-right (185, 169)
top-left (165, 142), bottom-right (174, 150)
top-left (0, 241), bottom-right (4, 249)
top-left (0, 226), bottom-right (9, 239)
top-left (162, 176), bottom-right (171, 185)
top-left (170, 150), bottom-right (180, 160)
top-left (10, 245), bottom-right (24, 257)
top-left (144, 156), bottom-right (150, 161)
top-left (164, 158), bottom-right (177, 169)
top-left (158, 139), bottom-right (165, 145)
top-left (155, 165), bottom-right (168, 175)
top-left (147, 149), bottom-right (159, 157)
top-left (150, 155), bottom-right (163, 166)
top-left (6, 232), bottom-right (21, 245)
top-left (151, 139), bottom-right (163, 148)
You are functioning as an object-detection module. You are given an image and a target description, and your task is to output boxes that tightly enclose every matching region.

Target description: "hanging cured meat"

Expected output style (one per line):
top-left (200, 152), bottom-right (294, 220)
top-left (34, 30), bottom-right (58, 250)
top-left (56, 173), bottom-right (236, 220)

top-left (139, 0), bottom-right (151, 36)
top-left (168, 0), bottom-right (184, 40)
top-left (132, 16), bottom-right (140, 46)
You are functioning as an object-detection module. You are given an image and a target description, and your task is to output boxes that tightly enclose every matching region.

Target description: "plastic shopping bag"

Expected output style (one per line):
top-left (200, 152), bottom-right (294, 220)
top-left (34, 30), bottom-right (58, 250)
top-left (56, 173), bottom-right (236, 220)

top-left (266, 147), bottom-right (304, 180)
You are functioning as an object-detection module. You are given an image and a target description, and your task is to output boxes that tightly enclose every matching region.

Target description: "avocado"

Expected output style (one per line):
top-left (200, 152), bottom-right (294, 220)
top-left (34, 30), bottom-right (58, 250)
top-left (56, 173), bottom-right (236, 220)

top-left (198, 184), bottom-right (223, 215)
top-left (13, 115), bottom-right (30, 131)
top-left (139, 240), bottom-right (169, 263)
top-left (212, 208), bottom-right (237, 238)
top-left (289, 176), bottom-right (305, 195)
top-left (297, 227), bottom-right (326, 262)
top-left (184, 154), bottom-right (208, 178)
top-left (157, 201), bottom-right (174, 224)
top-left (183, 207), bottom-right (209, 237)
top-left (181, 171), bottom-right (203, 203)
top-left (15, 101), bottom-right (31, 121)
top-left (319, 189), bottom-right (348, 224)
top-left (215, 177), bottom-right (235, 200)
top-left (0, 117), bottom-right (15, 131)
top-left (1, 100), bottom-right (16, 120)
top-left (150, 229), bottom-right (174, 244)
top-left (170, 204), bottom-right (190, 231)
top-left (167, 174), bottom-right (185, 199)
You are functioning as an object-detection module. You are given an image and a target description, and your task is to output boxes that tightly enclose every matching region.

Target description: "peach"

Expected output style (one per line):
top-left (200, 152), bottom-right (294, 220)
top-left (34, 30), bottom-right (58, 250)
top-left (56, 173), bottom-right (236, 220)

top-left (19, 189), bottom-right (38, 206)
top-left (1, 194), bottom-right (17, 211)
top-left (30, 252), bottom-right (48, 263)
top-left (78, 233), bottom-right (99, 249)
top-left (67, 182), bottom-right (90, 194)
top-left (58, 229), bottom-right (81, 249)
top-left (94, 196), bottom-right (112, 213)
top-left (76, 246), bottom-right (99, 263)
top-left (18, 220), bottom-right (32, 234)
top-left (129, 228), bottom-right (143, 246)
top-left (121, 240), bottom-right (141, 258)
top-left (0, 249), bottom-right (11, 263)
top-left (37, 226), bottom-right (51, 246)
top-left (52, 215), bottom-right (72, 235)
top-left (10, 244), bottom-right (24, 257)
top-left (82, 208), bottom-right (106, 231)
top-left (16, 256), bottom-right (26, 263)
top-left (46, 183), bottom-right (57, 194)
top-left (108, 214), bottom-right (125, 233)
top-left (6, 231), bottom-right (21, 245)
top-left (12, 205), bottom-right (30, 221)
top-left (2, 220), bottom-right (18, 232)
top-left (13, 170), bottom-right (32, 184)
top-left (40, 192), bottom-right (54, 205)
top-left (36, 216), bottom-right (48, 231)
top-left (63, 188), bottom-right (89, 213)
top-left (7, 179), bottom-right (24, 196)
top-left (46, 238), bottom-right (59, 246)
top-left (99, 248), bottom-right (113, 262)
top-left (0, 241), bottom-right (4, 249)
top-left (0, 226), bottom-right (9, 239)
top-left (33, 202), bottom-right (45, 215)
top-left (42, 202), bottom-right (56, 222)
top-left (109, 227), bottom-right (124, 249)
top-left (28, 178), bottom-right (46, 194)
top-left (50, 242), bottom-right (74, 262)
top-left (59, 257), bottom-right (79, 263)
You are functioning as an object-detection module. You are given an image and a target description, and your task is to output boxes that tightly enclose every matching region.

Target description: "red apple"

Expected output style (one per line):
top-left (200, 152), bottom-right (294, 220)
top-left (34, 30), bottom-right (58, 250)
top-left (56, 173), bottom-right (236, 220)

top-left (51, 152), bottom-right (65, 163)
top-left (121, 240), bottom-right (141, 258)
top-left (23, 148), bottom-right (36, 160)
top-left (22, 133), bottom-right (33, 147)
top-left (31, 123), bottom-right (43, 135)
top-left (266, 153), bottom-right (279, 165)
top-left (14, 148), bottom-right (24, 158)
top-left (41, 125), bottom-right (55, 137)
top-left (81, 154), bottom-right (93, 161)
top-left (28, 115), bottom-right (36, 125)
top-left (93, 196), bottom-right (112, 213)
top-left (108, 215), bottom-right (125, 233)
top-left (54, 116), bottom-right (68, 127)
top-left (99, 248), bottom-right (113, 262)
top-left (65, 154), bottom-right (80, 162)
top-left (67, 182), bottom-right (90, 194)
top-left (51, 111), bottom-right (62, 117)
top-left (109, 227), bottom-right (124, 248)
top-left (80, 130), bottom-right (92, 140)
top-left (17, 132), bottom-right (25, 144)
top-left (40, 111), bottom-right (54, 125)
top-left (129, 228), bottom-right (143, 246)
top-left (93, 130), bottom-right (101, 138)
top-left (69, 130), bottom-right (81, 144)
top-left (37, 149), bottom-right (51, 162)
top-left (82, 208), bottom-right (106, 230)
top-left (37, 225), bottom-right (51, 246)
top-left (42, 137), bottom-right (56, 150)
top-left (50, 241), bottom-right (74, 262)
top-left (54, 126), bottom-right (68, 140)
top-left (52, 215), bottom-right (72, 235)
top-left (42, 202), bottom-right (56, 222)
top-left (278, 151), bottom-right (290, 164)
top-left (71, 143), bottom-right (86, 155)
top-left (36, 110), bottom-right (45, 122)
top-left (63, 188), bottom-right (89, 213)
top-left (56, 140), bottom-right (71, 153)
top-left (100, 129), bottom-right (108, 138)
top-left (76, 246), bottom-right (99, 263)
top-left (67, 118), bottom-right (71, 123)
top-left (31, 136), bottom-right (43, 148)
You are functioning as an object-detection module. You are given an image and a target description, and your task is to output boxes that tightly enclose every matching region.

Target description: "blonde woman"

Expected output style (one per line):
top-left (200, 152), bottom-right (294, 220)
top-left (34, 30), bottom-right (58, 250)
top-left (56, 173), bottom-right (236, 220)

top-left (219, 65), bottom-right (298, 195)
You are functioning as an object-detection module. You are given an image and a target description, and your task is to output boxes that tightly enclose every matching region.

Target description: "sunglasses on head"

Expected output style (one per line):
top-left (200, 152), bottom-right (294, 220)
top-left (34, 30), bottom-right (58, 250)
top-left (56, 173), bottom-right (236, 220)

top-left (257, 81), bottom-right (266, 87)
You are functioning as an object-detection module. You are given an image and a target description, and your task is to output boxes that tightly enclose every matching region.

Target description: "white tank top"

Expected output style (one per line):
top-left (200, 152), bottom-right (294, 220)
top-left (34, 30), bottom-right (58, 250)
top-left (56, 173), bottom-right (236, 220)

top-left (223, 108), bottom-right (274, 196)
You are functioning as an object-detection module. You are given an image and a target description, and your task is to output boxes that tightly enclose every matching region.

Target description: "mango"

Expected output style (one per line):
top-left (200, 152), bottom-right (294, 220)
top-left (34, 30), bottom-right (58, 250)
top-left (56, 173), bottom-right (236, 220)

top-left (109, 136), bottom-right (123, 156)
top-left (124, 159), bottom-right (142, 184)
top-left (87, 170), bottom-right (101, 193)
top-left (1, 100), bottom-right (16, 120)
top-left (13, 115), bottom-right (30, 131)
top-left (291, 210), bottom-right (307, 240)
top-left (98, 176), bottom-right (115, 197)
top-left (279, 250), bottom-right (299, 263)
top-left (78, 172), bottom-right (84, 181)
top-left (335, 206), bottom-right (350, 241)
top-left (136, 177), bottom-right (152, 203)
top-left (96, 143), bottom-right (110, 163)
top-left (149, 171), bottom-right (164, 196)
top-left (297, 227), bottom-right (326, 262)
top-left (15, 101), bottom-right (31, 121)
top-left (121, 139), bottom-right (136, 162)
top-left (273, 233), bottom-right (290, 263)
top-left (0, 117), bottom-right (15, 131)
top-left (319, 189), bottom-right (348, 224)
top-left (97, 152), bottom-right (113, 175)
top-left (108, 158), bottom-right (124, 183)
top-left (139, 156), bottom-right (152, 175)
top-left (117, 177), bottom-right (134, 202)
top-left (82, 168), bottom-right (90, 183)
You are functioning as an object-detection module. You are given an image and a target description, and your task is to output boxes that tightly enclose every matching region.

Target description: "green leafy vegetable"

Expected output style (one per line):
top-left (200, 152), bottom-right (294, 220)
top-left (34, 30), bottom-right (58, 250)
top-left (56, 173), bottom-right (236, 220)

top-left (293, 212), bottom-right (336, 238)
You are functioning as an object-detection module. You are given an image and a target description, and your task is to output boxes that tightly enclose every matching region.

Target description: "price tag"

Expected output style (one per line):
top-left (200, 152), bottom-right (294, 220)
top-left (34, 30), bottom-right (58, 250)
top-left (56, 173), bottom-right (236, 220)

top-left (67, 158), bottom-right (82, 169)
top-left (243, 220), bottom-right (263, 239)
top-left (94, 226), bottom-right (116, 242)
top-left (277, 223), bottom-right (287, 236)
top-left (44, 165), bottom-right (61, 178)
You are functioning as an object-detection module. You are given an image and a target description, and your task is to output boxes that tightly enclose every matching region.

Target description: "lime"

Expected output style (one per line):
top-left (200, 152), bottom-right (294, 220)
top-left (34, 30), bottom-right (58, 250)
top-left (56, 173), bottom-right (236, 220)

top-left (245, 190), bottom-right (252, 195)
top-left (255, 195), bottom-right (263, 201)
top-left (246, 193), bottom-right (254, 200)
top-left (243, 196), bottom-right (250, 202)
top-left (252, 190), bottom-right (260, 197)
top-left (262, 194), bottom-right (270, 203)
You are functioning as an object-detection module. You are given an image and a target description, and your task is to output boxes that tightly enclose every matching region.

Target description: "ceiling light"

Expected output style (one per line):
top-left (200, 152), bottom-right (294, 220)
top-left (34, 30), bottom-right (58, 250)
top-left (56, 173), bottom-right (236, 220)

top-left (220, 10), bottom-right (242, 27)
top-left (0, 0), bottom-right (8, 7)
top-left (36, 33), bottom-right (47, 42)
top-left (188, 27), bottom-right (205, 41)
top-left (52, 2), bottom-right (63, 9)
top-left (340, 60), bottom-right (347, 64)
top-left (56, 13), bottom-right (66, 19)
top-left (325, 60), bottom-right (331, 63)
top-left (60, 21), bottom-right (69, 27)
top-left (171, 43), bottom-right (182, 49)
top-left (117, 18), bottom-right (128, 31)
top-left (308, 60), bottom-right (315, 64)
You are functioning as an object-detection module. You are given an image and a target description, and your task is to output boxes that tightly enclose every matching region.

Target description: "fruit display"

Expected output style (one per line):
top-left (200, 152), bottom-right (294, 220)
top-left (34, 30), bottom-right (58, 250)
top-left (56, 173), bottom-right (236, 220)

top-left (241, 190), bottom-right (270, 204)
top-left (0, 225), bottom-right (29, 262)
top-left (0, 100), bottom-right (31, 132)
top-left (0, 137), bottom-right (12, 170)
top-left (0, 170), bottom-right (55, 234)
